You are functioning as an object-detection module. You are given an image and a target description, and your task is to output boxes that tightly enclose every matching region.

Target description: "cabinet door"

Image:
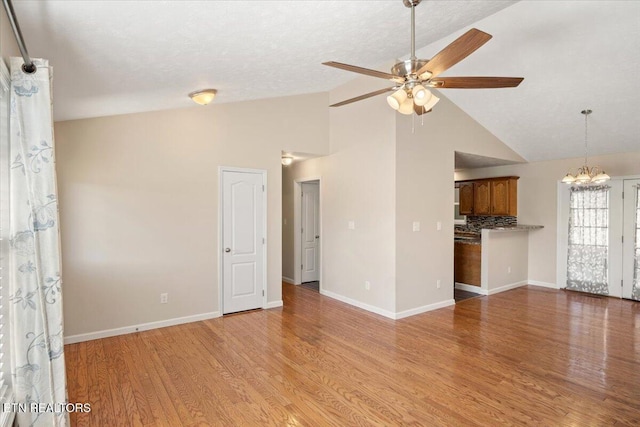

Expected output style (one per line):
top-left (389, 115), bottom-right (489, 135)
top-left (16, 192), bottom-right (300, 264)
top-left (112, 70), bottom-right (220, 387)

top-left (490, 179), bottom-right (510, 215)
top-left (474, 181), bottom-right (491, 215)
top-left (458, 182), bottom-right (474, 215)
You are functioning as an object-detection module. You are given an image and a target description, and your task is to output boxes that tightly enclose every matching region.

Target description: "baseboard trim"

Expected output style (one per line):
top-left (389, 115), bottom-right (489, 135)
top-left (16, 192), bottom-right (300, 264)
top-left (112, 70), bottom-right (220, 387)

top-left (64, 311), bottom-right (221, 345)
top-left (265, 300), bottom-right (284, 309)
top-left (282, 276), bottom-right (295, 284)
top-left (394, 299), bottom-right (456, 320)
top-left (320, 289), bottom-right (396, 319)
top-left (320, 289), bottom-right (456, 320)
top-left (486, 280), bottom-right (528, 296)
top-left (528, 280), bottom-right (558, 289)
top-left (455, 282), bottom-right (488, 295)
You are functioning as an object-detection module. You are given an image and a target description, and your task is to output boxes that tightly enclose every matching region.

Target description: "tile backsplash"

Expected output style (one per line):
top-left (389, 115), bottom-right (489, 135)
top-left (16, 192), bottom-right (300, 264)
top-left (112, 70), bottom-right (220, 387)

top-left (455, 216), bottom-right (517, 232)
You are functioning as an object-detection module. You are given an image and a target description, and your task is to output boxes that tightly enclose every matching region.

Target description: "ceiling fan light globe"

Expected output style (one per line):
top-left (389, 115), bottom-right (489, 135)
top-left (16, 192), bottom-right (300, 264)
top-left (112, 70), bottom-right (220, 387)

top-left (421, 94), bottom-right (440, 111)
top-left (398, 97), bottom-right (414, 115)
top-left (387, 89), bottom-right (407, 110)
top-left (412, 85), bottom-right (432, 106)
top-left (387, 95), bottom-right (400, 110)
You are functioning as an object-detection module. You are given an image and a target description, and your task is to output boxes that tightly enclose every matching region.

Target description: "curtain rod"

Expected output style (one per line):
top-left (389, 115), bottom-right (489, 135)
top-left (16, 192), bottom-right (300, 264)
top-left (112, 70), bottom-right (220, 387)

top-left (2, 0), bottom-right (36, 73)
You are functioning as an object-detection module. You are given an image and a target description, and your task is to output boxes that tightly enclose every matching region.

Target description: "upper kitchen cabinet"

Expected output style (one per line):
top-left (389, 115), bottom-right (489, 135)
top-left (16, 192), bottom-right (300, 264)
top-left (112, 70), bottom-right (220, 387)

top-left (457, 177), bottom-right (519, 217)
top-left (491, 178), bottom-right (518, 215)
top-left (473, 181), bottom-right (491, 215)
top-left (458, 182), bottom-right (474, 215)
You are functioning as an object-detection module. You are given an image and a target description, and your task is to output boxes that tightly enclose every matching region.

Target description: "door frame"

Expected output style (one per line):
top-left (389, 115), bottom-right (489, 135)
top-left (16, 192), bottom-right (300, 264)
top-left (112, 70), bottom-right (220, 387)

top-left (293, 176), bottom-right (322, 288)
top-left (218, 166), bottom-right (268, 314)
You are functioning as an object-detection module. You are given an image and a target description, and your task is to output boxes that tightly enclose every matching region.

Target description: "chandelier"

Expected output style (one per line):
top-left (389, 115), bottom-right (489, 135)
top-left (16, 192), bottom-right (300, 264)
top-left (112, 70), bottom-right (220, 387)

top-left (561, 109), bottom-right (610, 185)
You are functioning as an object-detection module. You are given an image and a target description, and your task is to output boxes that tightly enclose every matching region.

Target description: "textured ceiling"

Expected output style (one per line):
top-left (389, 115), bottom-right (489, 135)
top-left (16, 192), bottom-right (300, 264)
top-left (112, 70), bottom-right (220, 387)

top-left (420, 1), bottom-right (640, 162)
top-left (12, 0), bottom-right (513, 121)
top-left (10, 1), bottom-right (640, 162)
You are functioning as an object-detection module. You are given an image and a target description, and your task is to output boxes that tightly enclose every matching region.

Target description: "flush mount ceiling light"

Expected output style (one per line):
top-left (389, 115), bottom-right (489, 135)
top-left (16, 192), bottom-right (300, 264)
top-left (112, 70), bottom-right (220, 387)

top-left (281, 156), bottom-right (294, 166)
top-left (561, 109), bottom-right (610, 185)
top-left (189, 89), bottom-right (217, 106)
top-left (323, 0), bottom-right (523, 116)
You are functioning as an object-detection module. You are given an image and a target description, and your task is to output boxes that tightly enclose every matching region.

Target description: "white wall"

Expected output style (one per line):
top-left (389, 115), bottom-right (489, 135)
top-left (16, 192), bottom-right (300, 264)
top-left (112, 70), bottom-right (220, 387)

top-left (456, 151), bottom-right (640, 286)
top-left (55, 92), bottom-right (329, 337)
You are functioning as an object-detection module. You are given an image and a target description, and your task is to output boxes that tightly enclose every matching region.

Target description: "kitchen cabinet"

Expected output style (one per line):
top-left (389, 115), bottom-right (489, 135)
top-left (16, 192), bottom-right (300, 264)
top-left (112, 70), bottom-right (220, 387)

top-left (454, 242), bottom-right (481, 286)
top-left (458, 182), bottom-right (474, 215)
top-left (456, 176), bottom-right (518, 216)
top-left (473, 181), bottom-right (491, 215)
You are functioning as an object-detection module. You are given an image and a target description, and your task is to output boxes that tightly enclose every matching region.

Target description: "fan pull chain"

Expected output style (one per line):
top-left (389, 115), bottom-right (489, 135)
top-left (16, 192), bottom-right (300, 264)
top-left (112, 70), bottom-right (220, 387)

top-left (412, 113), bottom-right (415, 134)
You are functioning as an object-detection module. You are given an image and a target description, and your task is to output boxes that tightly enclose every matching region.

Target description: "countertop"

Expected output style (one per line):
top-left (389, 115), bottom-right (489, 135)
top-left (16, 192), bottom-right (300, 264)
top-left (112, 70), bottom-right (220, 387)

top-left (484, 225), bottom-right (544, 232)
top-left (455, 225), bottom-right (543, 244)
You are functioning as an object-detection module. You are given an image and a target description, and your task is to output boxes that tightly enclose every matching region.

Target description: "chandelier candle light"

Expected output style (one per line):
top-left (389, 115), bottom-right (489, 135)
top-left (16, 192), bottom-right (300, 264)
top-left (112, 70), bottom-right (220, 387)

top-left (561, 109), bottom-right (610, 185)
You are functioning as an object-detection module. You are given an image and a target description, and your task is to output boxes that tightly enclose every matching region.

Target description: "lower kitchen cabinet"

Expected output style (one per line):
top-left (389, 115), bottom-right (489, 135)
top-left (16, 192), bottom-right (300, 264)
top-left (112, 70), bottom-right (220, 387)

top-left (454, 242), bottom-right (481, 286)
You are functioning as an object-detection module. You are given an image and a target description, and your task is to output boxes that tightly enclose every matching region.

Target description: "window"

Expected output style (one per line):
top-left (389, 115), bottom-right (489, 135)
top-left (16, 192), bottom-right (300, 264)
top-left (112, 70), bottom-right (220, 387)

top-left (566, 185), bottom-right (610, 295)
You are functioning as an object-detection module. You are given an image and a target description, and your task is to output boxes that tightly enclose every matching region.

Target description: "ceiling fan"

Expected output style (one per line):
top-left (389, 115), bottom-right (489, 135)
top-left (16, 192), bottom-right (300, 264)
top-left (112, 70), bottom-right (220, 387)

top-left (323, 0), bottom-right (523, 116)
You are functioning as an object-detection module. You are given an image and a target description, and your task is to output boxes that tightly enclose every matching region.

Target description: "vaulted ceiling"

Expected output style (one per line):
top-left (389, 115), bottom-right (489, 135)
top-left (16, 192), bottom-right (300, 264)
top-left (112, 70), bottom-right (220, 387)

top-left (10, 0), bottom-right (640, 162)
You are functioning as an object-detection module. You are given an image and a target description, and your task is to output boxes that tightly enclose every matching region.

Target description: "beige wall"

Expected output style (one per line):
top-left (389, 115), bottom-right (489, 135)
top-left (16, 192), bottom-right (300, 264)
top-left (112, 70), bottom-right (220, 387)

top-left (282, 86), bottom-right (524, 317)
top-left (456, 151), bottom-right (640, 286)
top-left (56, 92), bottom-right (329, 337)
top-left (394, 93), bottom-right (524, 313)
top-left (481, 230), bottom-right (528, 292)
top-left (321, 76), bottom-right (398, 314)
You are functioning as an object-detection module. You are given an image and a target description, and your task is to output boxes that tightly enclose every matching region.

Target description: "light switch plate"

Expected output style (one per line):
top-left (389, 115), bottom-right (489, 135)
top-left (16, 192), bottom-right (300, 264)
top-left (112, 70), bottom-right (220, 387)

top-left (436, 221), bottom-right (442, 231)
top-left (348, 221), bottom-right (355, 230)
top-left (413, 221), bottom-right (420, 232)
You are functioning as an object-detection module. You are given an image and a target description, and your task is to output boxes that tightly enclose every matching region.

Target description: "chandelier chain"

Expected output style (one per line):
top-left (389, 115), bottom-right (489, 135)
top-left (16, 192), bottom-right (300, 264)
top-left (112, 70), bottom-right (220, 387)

top-left (584, 110), bottom-right (588, 165)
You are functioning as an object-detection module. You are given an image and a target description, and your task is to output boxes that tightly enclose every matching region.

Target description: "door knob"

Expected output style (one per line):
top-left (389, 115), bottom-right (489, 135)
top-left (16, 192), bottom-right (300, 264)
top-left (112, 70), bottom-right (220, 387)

top-left (225, 248), bottom-right (231, 253)
top-left (315, 235), bottom-right (320, 239)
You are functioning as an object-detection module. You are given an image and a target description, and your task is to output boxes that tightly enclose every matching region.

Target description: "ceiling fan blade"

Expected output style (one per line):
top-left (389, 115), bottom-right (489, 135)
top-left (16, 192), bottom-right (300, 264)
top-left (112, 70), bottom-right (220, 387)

top-left (323, 61), bottom-right (404, 83)
top-left (413, 104), bottom-right (432, 116)
top-left (431, 77), bottom-right (524, 88)
top-left (330, 87), bottom-right (396, 107)
top-left (416, 29), bottom-right (492, 79)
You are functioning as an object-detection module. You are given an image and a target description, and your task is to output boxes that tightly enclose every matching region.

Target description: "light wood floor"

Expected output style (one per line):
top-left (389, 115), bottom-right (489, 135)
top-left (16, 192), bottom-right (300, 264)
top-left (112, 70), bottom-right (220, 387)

top-left (66, 284), bottom-right (640, 426)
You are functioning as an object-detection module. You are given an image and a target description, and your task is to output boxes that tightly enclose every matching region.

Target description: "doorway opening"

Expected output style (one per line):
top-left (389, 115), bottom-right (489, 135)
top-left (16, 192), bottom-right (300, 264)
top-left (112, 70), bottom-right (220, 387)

top-left (293, 178), bottom-right (322, 292)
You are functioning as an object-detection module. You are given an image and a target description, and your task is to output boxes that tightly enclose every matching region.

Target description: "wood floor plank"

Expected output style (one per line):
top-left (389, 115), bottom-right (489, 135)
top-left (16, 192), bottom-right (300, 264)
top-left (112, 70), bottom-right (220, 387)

top-left (65, 284), bottom-right (640, 426)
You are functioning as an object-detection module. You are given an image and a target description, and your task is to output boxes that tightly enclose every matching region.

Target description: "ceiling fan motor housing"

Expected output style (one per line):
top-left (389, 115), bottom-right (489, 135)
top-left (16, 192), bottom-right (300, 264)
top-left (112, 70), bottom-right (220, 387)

top-left (403, 0), bottom-right (422, 8)
top-left (391, 59), bottom-right (430, 79)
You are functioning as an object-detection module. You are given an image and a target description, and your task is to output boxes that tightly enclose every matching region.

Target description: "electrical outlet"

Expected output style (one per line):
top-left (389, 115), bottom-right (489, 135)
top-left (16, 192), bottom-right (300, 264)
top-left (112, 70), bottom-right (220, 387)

top-left (436, 279), bottom-right (441, 289)
top-left (283, 218), bottom-right (287, 225)
top-left (365, 281), bottom-right (371, 291)
top-left (348, 221), bottom-right (355, 230)
top-left (507, 266), bottom-right (512, 274)
top-left (160, 293), bottom-right (168, 304)
top-left (436, 221), bottom-right (442, 231)
top-left (413, 221), bottom-right (420, 232)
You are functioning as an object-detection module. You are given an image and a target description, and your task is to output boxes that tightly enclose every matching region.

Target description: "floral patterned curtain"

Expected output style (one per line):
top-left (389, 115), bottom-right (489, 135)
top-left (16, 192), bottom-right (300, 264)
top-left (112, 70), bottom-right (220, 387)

top-left (566, 185), bottom-right (610, 295)
top-left (9, 58), bottom-right (68, 426)
top-left (633, 185), bottom-right (640, 300)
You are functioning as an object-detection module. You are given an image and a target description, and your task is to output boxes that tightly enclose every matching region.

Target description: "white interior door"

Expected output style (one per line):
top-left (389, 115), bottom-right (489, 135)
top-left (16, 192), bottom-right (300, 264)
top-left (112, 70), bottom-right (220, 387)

top-left (301, 182), bottom-right (319, 283)
top-left (622, 179), bottom-right (640, 300)
top-left (222, 170), bottom-right (265, 314)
